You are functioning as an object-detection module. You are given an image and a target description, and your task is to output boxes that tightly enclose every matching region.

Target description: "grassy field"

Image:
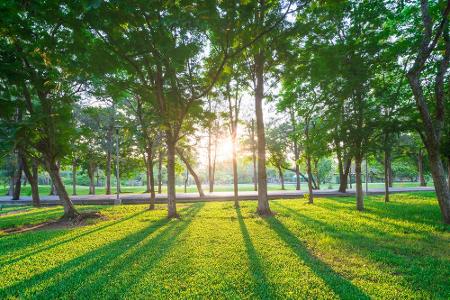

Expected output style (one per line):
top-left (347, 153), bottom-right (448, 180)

top-left (0, 181), bottom-right (427, 197)
top-left (0, 192), bottom-right (448, 299)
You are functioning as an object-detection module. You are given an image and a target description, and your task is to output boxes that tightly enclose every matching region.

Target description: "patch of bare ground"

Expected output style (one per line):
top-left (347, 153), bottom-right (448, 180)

top-left (1, 211), bottom-right (106, 235)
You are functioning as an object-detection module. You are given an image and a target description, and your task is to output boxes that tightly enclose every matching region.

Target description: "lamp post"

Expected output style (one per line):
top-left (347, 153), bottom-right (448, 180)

top-left (114, 125), bottom-right (122, 205)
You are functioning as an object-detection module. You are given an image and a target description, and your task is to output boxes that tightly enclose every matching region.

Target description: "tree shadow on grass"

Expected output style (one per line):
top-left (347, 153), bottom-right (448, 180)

top-left (0, 203), bottom-right (204, 299)
top-left (264, 216), bottom-right (370, 300)
top-left (235, 207), bottom-right (276, 299)
top-left (0, 209), bottom-right (148, 267)
top-left (274, 202), bottom-right (450, 298)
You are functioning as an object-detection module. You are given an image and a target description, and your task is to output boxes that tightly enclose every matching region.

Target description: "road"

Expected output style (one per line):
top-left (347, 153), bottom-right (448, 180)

top-left (0, 186), bottom-right (435, 206)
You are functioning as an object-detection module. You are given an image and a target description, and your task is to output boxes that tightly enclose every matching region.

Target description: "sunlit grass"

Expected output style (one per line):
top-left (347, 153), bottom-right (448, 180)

top-left (0, 192), bottom-right (448, 299)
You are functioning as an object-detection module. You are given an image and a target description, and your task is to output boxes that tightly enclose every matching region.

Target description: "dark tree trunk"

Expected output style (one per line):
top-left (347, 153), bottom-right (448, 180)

top-left (384, 149), bottom-right (390, 203)
top-left (146, 147), bottom-right (156, 210)
top-left (306, 154), bottom-right (314, 204)
top-left (106, 151), bottom-right (112, 195)
top-left (184, 169), bottom-right (188, 193)
top-left (447, 157), bottom-right (450, 190)
top-left (418, 149), bottom-right (426, 186)
top-left (176, 148), bottom-right (205, 197)
top-left (251, 119), bottom-right (257, 192)
top-left (88, 161), bottom-right (95, 195)
top-left (166, 134), bottom-right (177, 218)
top-left (338, 158), bottom-right (351, 193)
top-left (12, 159), bottom-right (23, 200)
top-left (255, 51), bottom-right (270, 215)
top-left (355, 155), bottom-right (364, 211)
top-left (143, 152), bottom-right (151, 193)
top-left (158, 149), bottom-right (163, 194)
top-left (278, 166), bottom-right (285, 190)
top-left (21, 154), bottom-right (40, 207)
top-left (46, 159), bottom-right (78, 218)
top-left (428, 148), bottom-right (450, 223)
top-left (72, 161), bottom-right (77, 196)
top-left (49, 178), bottom-right (56, 195)
top-left (388, 159), bottom-right (393, 188)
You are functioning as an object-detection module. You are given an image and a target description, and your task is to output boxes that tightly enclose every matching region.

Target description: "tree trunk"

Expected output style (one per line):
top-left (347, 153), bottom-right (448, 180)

top-left (306, 154), bottom-right (314, 204)
top-left (12, 159), bottom-right (23, 200)
top-left (447, 156), bottom-right (450, 190)
top-left (46, 159), bottom-right (78, 218)
top-left (232, 132), bottom-right (239, 207)
top-left (251, 119), bottom-right (257, 192)
top-left (418, 149), bottom-right (426, 186)
top-left (255, 51), bottom-right (270, 215)
top-left (208, 122), bottom-right (214, 193)
top-left (143, 152), bottom-right (151, 193)
top-left (158, 149), bottom-right (163, 194)
top-left (72, 161), bottom-right (77, 196)
top-left (176, 148), bottom-right (205, 197)
top-left (88, 161), bottom-right (95, 195)
top-left (146, 147), bottom-right (156, 210)
top-left (278, 166), bottom-right (285, 190)
top-left (166, 134), bottom-right (177, 218)
top-left (384, 149), bottom-right (390, 203)
top-left (355, 155), bottom-right (364, 211)
top-left (428, 148), bottom-right (450, 223)
top-left (106, 151), bottom-right (112, 194)
top-left (21, 154), bottom-right (40, 207)
top-left (388, 158), bottom-right (393, 188)
top-left (338, 158), bottom-right (351, 193)
top-left (184, 169), bottom-right (188, 193)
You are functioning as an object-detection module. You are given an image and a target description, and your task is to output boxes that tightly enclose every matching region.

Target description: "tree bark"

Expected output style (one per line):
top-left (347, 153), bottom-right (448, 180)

top-left (388, 158), bottom-right (393, 188)
top-left (355, 155), bottom-right (364, 211)
top-left (166, 134), bottom-right (177, 218)
top-left (251, 119), bottom-right (257, 192)
top-left (72, 161), bottom-right (77, 196)
top-left (21, 154), bottom-right (40, 207)
top-left (146, 147), bottom-right (156, 210)
top-left (158, 149), bottom-right (163, 194)
top-left (88, 161), bottom-right (95, 195)
top-left (278, 166), bottom-right (285, 190)
top-left (176, 148), bottom-right (205, 197)
top-left (428, 148), bottom-right (450, 223)
top-left (106, 150), bottom-right (112, 195)
top-left (12, 159), bottom-right (23, 200)
top-left (418, 149), bottom-right (426, 186)
top-left (46, 159), bottom-right (78, 218)
top-left (447, 156), bottom-right (450, 190)
top-left (306, 154), bottom-right (314, 204)
top-left (338, 158), bottom-right (351, 193)
top-left (255, 50), bottom-right (270, 215)
top-left (384, 149), bottom-right (390, 203)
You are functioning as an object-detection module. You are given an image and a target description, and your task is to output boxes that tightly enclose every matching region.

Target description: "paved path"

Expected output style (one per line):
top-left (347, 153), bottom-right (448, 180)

top-left (0, 187), bottom-right (435, 206)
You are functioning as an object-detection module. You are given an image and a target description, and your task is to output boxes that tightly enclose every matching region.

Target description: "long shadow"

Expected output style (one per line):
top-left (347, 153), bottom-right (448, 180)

top-left (0, 207), bottom-right (64, 229)
top-left (0, 203), bottom-right (203, 299)
top-left (235, 207), bottom-right (276, 299)
top-left (274, 202), bottom-right (450, 298)
top-left (264, 216), bottom-right (369, 300)
top-left (78, 203), bottom-right (205, 298)
top-left (0, 209), bottom-right (148, 267)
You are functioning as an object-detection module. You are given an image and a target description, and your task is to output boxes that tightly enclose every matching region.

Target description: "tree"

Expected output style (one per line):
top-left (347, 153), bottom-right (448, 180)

top-left (0, 1), bottom-right (87, 218)
top-left (401, 0), bottom-right (450, 223)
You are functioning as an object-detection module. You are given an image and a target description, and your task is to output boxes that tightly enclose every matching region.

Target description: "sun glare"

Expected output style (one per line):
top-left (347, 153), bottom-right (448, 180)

top-left (215, 137), bottom-right (235, 162)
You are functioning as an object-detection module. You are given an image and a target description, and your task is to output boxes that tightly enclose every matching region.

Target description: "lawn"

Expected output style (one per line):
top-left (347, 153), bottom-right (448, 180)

top-left (0, 192), bottom-right (448, 299)
top-left (0, 181), bottom-right (428, 197)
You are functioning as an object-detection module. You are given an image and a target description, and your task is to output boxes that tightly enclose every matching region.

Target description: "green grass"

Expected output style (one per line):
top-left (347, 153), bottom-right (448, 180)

top-left (0, 192), bottom-right (448, 299)
top-left (0, 181), bottom-right (428, 197)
